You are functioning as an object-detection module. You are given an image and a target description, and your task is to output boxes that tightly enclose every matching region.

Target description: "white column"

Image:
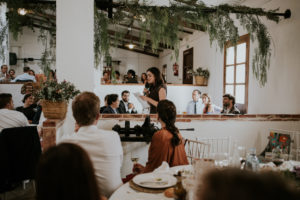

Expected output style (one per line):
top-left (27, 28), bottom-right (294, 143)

top-left (56, 0), bottom-right (95, 91)
top-left (0, 3), bottom-right (8, 66)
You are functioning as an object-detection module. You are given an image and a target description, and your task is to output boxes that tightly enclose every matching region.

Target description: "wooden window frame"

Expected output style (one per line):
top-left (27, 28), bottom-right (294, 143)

top-left (223, 34), bottom-right (250, 113)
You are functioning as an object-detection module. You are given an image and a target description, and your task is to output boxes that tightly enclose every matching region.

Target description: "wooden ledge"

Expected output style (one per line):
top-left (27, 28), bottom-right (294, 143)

top-left (99, 114), bottom-right (300, 122)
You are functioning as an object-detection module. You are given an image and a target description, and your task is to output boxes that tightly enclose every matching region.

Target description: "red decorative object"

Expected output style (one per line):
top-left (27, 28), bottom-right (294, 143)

top-left (173, 63), bottom-right (179, 76)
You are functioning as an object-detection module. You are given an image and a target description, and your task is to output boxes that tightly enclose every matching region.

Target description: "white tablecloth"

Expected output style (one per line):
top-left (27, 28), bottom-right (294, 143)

top-left (109, 165), bottom-right (192, 200)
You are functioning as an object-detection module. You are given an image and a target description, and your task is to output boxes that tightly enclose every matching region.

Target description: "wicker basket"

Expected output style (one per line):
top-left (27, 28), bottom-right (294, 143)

top-left (41, 100), bottom-right (68, 119)
top-left (195, 75), bottom-right (207, 86)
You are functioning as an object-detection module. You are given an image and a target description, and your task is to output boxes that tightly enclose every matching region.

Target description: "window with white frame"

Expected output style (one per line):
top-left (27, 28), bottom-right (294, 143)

top-left (224, 34), bottom-right (249, 112)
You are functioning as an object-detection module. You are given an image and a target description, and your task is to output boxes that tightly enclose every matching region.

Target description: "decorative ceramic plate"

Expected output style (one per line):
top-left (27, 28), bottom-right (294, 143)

top-left (133, 173), bottom-right (177, 189)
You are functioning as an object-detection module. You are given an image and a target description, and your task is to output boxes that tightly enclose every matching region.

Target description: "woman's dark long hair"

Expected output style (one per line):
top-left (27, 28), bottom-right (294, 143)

top-left (147, 67), bottom-right (164, 87)
top-left (36, 143), bottom-right (101, 200)
top-left (157, 100), bottom-right (180, 147)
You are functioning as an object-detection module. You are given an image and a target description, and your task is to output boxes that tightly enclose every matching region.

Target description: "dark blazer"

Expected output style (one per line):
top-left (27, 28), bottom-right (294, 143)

top-left (100, 106), bottom-right (107, 113)
top-left (102, 106), bottom-right (120, 114)
top-left (118, 100), bottom-right (137, 114)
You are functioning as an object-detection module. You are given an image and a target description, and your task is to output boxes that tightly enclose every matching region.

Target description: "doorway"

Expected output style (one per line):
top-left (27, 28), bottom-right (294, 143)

top-left (183, 48), bottom-right (193, 84)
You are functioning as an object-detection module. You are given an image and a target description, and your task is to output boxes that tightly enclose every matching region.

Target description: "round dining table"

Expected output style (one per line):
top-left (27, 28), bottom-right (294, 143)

top-left (109, 165), bottom-right (192, 200)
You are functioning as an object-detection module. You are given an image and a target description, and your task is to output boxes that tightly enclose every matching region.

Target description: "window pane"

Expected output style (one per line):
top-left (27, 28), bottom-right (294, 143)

top-left (225, 85), bottom-right (234, 96)
top-left (236, 85), bottom-right (245, 104)
top-left (226, 46), bottom-right (234, 65)
top-left (226, 66), bottom-right (234, 84)
top-left (236, 64), bottom-right (245, 83)
top-left (236, 43), bottom-right (246, 63)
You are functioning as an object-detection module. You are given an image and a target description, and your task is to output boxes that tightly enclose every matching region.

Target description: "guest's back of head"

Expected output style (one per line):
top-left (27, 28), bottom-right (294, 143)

top-left (196, 168), bottom-right (299, 200)
top-left (72, 92), bottom-right (100, 126)
top-left (0, 93), bottom-right (12, 109)
top-left (36, 143), bottom-right (101, 200)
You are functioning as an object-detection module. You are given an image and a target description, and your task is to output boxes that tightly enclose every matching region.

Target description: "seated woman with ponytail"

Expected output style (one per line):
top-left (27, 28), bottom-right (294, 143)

top-left (133, 100), bottom-right (188, 173)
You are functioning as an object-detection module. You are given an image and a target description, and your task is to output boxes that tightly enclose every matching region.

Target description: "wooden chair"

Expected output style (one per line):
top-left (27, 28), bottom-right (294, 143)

top-left (184, 138), bottom-right (210, 163)
top-left (198, 137), bottom-right (231, 155)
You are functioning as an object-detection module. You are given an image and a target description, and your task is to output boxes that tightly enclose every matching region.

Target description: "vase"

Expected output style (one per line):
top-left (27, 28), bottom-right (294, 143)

top-left (195, 75), bottom-right (206, 86)
top-left (41, 100), bottom-right (68, 119)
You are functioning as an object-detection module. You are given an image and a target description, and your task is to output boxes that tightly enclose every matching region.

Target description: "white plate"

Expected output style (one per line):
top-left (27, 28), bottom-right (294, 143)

top-left (133, 173), bottom-right (177, 189)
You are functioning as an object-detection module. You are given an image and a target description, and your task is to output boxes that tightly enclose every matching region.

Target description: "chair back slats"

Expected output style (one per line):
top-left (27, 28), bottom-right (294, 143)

top-left (184, 138), bottom-right (210, 163)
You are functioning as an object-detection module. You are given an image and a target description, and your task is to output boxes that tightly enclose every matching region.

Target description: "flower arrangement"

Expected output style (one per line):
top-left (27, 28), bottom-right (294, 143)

top-left (34, 80), bottom-right (80, 102)
top-left (188, 67), bottom-right (210, 79)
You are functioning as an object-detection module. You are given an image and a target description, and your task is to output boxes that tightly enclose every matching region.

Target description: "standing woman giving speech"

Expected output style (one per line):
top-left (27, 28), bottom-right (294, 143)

top-left (140, 67), bottom-right (167, 114)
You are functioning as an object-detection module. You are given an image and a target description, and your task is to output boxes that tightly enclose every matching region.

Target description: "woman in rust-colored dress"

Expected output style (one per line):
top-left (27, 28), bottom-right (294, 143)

top-left (133, 100), bottom-right (188, 173)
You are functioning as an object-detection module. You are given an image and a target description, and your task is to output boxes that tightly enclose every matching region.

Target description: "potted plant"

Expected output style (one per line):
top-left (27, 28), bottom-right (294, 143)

top-left (34, 80), bottom-right (80, 119)
top-left (188, 67), bottom-right (210, 86)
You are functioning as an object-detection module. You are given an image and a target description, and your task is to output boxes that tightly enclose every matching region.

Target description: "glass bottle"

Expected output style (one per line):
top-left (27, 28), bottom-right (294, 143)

top-left (174, 172), bottom-right (187, 200)
top-left (245, 148), bottom-right (259, 172)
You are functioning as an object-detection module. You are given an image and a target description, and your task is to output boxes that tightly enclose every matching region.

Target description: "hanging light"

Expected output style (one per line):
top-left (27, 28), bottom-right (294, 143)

top-left (126, 43), bottom-right (135, 49)
top-left (18, 8), bottom-right (27, 16)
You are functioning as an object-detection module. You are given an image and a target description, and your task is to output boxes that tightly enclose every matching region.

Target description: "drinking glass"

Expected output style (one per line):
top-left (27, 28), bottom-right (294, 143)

top-left (130, 152), bottom-right (139, 164)
top-left (237, 146), bottom-right (246, 163)
top-left (212, 152), bottom-right (229, 167)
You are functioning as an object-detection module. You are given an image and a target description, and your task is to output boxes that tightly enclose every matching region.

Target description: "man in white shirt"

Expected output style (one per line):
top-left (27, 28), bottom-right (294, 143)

top-left (60, 92), bottom-right (123, 198)
top-left (0, 93), bottom-right (29, 132)
top-left (11, 66), bottom-right (36, 82)
top-left (186, 89), bottom-right (205, 114)
top-left (118, 90), bottom-right (137, 114)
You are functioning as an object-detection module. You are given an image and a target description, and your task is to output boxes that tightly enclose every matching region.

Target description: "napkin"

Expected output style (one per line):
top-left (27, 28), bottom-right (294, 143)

top-left (153, 161), bottom-right (170, 174)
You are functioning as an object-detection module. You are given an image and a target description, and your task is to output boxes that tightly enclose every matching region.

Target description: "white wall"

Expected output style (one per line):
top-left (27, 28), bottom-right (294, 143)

top-left (9, 27), bottom-right (54, 76)
top-left (108, 47), bottom-right (159, 81)
top-left (158, 0), bottom-right (300, 114)
top-left (0, 4), bottom-right (8, 66)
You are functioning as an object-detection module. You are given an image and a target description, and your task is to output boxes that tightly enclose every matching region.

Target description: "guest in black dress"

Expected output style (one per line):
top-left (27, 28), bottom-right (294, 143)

top-left (140, 67), bottom-right (167, 114)
top-left (16, 94), bottom-right (37, 121)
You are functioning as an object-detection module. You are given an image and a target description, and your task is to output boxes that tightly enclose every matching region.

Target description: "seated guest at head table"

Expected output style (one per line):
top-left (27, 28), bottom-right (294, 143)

top-left (118, 90), bottom-right (137, 114)
top-left (16, 94), bottom-right (38, 122)
top-left (196, 168), bottom-right (299, 200)
top-left (133, 100), bottom-right (188, 173)
top-left (125, 69), bottom-right (138, 83)
top-left (140, 67), bottom-right (167, 114)
top-left (201, 93), bottom-right (222, 114)
top-left (8, 69), bottom-right (16, 80)
top-left (36, 143), bottom-right (107, 200)
top-left (186, 89), bottom-right (204, 114)
top-left (140, 72), bottom-right (147, 84)
top-left (102, 94), bottom-right (120, 114)
top-left (221, 94), bottom-right (240, 114)
top-left (113, 70), bottom-right (122, 84)
top-left (11, 66), bottom-right (36, 82)
top-left (29, 69), bottom-right (35, 76)
top-left (0, 93), bottom-right (29, 132)
top-left (100, 95), bottom-right (109, 113)
top-left (60, 92), bottom-right (123, 198)
top-left (101, 71), bottom-right (111, 84)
